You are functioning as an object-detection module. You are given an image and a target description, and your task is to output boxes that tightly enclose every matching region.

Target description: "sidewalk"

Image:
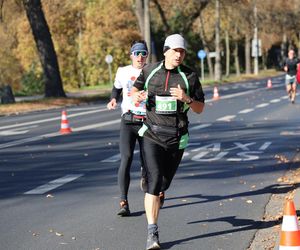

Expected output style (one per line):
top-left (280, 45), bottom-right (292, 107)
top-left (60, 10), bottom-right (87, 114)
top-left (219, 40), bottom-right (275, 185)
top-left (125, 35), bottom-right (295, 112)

top-left (249, 152), bottom-right (300, 249)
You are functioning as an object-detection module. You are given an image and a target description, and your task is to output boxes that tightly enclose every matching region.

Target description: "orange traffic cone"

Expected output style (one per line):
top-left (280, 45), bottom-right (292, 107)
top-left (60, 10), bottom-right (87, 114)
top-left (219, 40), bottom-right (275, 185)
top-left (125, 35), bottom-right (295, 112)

top-left (59, 110), bottom-right (72, 134)
top-left (267, 79), bottom-right (272, 88)
top-left (213, 86), bottom-right (220, 100)
top-left (279, 200), bottom-right (300, 249)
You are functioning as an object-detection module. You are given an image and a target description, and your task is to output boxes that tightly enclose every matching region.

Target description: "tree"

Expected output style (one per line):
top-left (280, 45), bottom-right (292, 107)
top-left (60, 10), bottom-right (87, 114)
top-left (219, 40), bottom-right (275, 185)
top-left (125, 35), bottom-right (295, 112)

top-left (214, 0), bottom-right (222, 81)
top-left (22, 0), bottom-right (65, 97)
top-left (198, 12), bottom-right (214, 79)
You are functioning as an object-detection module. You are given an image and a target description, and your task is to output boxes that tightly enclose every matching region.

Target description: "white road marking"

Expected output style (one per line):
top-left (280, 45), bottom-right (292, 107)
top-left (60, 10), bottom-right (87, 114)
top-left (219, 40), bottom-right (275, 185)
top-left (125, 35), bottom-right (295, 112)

top-left (101, 153), bottom-right (121, 162)
top-left (101, 150), bottom-right (138, 163)
top-left (72, 119), bottom-right (120, 132)
top-left (259, 142), bottom-right (272, 150)
top-left (24, 174), bottom-right (83, 195)
top-left (238, 109), bottom-right (254, 114)
top-left (0, 132), bottom-right (59, 149)
top-left (256, 103), bottom-right (269, 108)
top-left (0, 108), bottom-right (108, 131)
top-left (270, 99), bottom-right (281, 103)
top-left (0, 119), bottom-right (120, 149)
top-left (280, 131), bottom-right (300, 136)
top-left (190, 123), bottom-right (212, 131)
top-left (217, 115), bottom-right (236, 121)
top-left (0, 125), bottom-right (38, 136)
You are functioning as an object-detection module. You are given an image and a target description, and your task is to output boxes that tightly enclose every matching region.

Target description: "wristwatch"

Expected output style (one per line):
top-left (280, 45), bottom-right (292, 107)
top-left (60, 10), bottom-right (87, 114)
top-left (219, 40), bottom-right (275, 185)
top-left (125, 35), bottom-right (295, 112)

top-left (186, 97), bottom-right (193, 105)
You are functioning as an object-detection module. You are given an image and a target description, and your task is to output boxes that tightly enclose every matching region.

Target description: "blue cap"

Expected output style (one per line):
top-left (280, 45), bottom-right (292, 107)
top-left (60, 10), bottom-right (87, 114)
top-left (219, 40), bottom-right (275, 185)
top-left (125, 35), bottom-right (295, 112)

top-left (130, 42), bottom-right (148, 53)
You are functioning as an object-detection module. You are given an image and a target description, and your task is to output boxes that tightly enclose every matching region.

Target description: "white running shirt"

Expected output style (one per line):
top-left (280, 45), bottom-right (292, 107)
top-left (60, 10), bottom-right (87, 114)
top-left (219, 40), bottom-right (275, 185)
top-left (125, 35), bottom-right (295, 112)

top-left (114, 65), bottom-right (146, 115)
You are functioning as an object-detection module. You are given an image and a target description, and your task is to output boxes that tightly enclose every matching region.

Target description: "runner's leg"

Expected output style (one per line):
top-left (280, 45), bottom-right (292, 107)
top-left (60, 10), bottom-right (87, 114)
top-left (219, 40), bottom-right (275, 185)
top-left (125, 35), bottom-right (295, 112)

top-left (118, 118), bottom-right (137, 201)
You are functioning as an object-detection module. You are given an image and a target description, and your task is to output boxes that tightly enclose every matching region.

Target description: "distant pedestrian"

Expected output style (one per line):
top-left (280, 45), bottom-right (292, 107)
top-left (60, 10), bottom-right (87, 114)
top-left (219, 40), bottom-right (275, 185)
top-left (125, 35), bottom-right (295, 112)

top-left (131, 34), bottom-right (205, 249)
top-left (283, 49), bottom-right (300, 104)
top-left (107, 40), bottom-right (148, 216)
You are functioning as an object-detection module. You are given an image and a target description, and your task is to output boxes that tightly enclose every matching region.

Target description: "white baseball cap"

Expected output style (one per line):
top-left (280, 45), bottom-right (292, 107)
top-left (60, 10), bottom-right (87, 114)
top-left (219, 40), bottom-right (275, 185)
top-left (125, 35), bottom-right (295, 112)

top-left (163, 34), bottom-right (186, 52)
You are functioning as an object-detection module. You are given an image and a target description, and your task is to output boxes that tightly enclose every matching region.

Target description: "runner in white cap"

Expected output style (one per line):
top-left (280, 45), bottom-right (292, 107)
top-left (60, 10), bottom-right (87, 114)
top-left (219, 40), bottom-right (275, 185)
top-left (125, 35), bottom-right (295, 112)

top-left (131, 34), bottom-right (205, 249)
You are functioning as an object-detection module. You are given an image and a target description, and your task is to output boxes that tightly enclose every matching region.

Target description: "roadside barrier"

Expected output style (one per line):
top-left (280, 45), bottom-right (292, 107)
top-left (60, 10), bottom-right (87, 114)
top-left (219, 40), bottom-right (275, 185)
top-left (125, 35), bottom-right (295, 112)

top-left (279, 199), bottom-right (300, 250)
top-left (59, 110), bottom-right (72, 134)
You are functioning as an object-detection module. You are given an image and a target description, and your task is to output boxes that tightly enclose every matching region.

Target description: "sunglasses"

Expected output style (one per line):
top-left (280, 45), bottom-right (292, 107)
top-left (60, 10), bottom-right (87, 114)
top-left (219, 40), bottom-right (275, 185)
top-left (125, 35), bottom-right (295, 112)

top-left (132, 50), bottom-right (148, 57)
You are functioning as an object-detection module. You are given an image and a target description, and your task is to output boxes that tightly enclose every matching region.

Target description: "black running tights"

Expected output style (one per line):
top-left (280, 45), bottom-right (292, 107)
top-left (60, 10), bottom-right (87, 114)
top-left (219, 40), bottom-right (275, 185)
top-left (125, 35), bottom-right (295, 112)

top-left (118, 117), bottom-right (144, 200)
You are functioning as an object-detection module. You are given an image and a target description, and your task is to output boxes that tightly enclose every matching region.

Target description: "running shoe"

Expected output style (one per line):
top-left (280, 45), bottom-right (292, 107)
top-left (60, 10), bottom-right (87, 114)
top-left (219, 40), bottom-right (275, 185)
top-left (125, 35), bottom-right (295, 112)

top-left (146, 231), bottom-right (160, 249)
top-left (117, 200), bottom-right (130, 216)
top-left (159, 192), bottom-right (165, 208)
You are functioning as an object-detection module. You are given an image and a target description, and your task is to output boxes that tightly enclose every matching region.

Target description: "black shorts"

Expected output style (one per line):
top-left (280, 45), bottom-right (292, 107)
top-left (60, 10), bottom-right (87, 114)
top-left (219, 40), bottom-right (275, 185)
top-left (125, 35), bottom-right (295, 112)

top-left (142, 137), bottom-right (184, 195)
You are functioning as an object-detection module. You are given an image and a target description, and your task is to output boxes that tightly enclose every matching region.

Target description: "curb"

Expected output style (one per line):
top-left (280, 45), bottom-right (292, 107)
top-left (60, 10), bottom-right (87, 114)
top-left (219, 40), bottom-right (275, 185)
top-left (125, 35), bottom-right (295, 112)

top-left (249, 151), bottom-right (300, 250)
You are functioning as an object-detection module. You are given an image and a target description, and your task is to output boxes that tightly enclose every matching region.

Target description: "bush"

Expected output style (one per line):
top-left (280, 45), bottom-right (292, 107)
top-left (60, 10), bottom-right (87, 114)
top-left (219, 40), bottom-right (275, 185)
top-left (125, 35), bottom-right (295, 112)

top-left (19, 64), bottom-right (44, 96)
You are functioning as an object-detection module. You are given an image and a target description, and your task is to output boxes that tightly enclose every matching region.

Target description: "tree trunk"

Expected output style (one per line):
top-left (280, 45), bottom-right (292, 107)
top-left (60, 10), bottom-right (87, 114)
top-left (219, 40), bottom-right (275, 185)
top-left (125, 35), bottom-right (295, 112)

top-left (134, 0), bottom-right (144, 36)
top-left (245, 33), bottom-right (251, 74)
top-left (281, 33), bottom-right (287, 67)
top-left (225, 30), bottom-right (230, 77)
top-left (199, 14), bottom-right (213, 79)
top-left (152, 0), bottom-right (170, 33)
top-left (214, 0), bottom-right (222, 82)
top-left (262, 51), bottom-right (267, 70)
top-left (234, 40), bottom-right (240, 77)
top-left (144, 0), bottom-right (151, 63)
top-left (234, 25), bottom-right (240, 77)
top-left (298, 32), bottom-right (300, 59)
top-left (23, 0), bottom-right (66, 97)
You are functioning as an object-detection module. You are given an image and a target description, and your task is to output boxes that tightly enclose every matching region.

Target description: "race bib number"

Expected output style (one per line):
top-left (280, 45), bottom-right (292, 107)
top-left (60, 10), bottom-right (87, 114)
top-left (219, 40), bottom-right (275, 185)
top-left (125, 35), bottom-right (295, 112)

top-left (155, 96), bottom-right (177, 114)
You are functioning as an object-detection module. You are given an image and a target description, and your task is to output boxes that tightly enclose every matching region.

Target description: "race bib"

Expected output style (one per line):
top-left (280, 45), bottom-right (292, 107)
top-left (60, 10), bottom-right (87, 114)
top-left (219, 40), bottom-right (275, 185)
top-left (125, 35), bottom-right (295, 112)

top-left (155, 96), bottom-right (177, 114)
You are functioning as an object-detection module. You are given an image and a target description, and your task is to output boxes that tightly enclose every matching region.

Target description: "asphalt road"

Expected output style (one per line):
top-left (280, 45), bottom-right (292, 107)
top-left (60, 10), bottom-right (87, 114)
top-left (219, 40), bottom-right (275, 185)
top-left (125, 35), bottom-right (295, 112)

top-left (1, 75), bottom-right (300, 250)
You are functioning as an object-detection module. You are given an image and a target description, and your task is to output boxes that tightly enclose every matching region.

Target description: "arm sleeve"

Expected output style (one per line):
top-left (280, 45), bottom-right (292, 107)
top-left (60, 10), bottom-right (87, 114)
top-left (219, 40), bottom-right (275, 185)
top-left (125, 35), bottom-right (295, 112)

top-left (190, 73), bottom-right (205, 103)
top-left (110, 86), bottom-right (122, 101)
top-left (110, 67), bottom-right (123, 101)
top-left (133, 69), bottom-right (146, 90)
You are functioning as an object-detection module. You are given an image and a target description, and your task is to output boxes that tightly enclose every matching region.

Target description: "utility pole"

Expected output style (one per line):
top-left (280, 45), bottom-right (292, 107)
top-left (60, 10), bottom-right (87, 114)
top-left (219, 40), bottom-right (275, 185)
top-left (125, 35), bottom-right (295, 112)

top-left (253, 0), bottom-right (259, 75)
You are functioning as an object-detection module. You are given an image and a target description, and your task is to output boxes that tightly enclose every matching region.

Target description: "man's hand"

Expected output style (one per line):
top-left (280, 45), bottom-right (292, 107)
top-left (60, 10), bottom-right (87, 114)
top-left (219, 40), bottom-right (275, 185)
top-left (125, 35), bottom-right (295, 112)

top-left (107, 98), bottom-right (117, 110)
top-left (170, 84), bottom-right (189, 103)
top-left (132, 90), bottom-right (147, 104)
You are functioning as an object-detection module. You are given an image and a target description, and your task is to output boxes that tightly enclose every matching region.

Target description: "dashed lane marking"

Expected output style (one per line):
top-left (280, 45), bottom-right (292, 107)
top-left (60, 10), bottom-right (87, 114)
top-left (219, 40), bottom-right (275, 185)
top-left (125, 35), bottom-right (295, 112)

top-left (216, 115), bottom-right (236, 122)
top-left (255, 103), bottom-right (269, 108)
top-left (270, 99), bottom-right (281, 103)
top-left (190, 123), bottom-right (212, 131)
top-left (238, 109), bottom-right (254, 114)
top-left (24, 174), bottom-right (83, 195)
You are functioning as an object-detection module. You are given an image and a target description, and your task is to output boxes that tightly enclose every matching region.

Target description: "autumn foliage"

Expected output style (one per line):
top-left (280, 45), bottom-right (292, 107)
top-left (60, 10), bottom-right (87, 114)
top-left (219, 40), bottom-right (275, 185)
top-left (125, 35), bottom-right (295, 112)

top-left (0, 0), bottom-right (300, 94)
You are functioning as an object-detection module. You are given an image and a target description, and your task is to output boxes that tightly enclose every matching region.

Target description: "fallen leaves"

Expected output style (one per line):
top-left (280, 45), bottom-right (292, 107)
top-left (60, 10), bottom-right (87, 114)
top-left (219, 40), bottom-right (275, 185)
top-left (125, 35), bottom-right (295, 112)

top-left (55, 232), bottom-right (63, 237)
top-left (275, 154), bottom-right (289, 163)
